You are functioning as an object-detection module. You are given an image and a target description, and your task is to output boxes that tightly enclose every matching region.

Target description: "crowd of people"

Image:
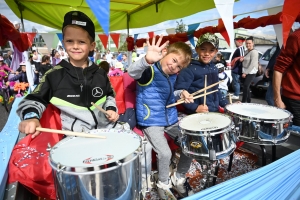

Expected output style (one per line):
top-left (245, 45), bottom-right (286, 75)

top-left (1, 10), bottom-right (299, 200)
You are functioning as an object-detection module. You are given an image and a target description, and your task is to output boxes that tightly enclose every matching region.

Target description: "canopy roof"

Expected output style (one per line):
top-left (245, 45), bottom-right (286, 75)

top-left (5, 0), bottom-right (221, 32)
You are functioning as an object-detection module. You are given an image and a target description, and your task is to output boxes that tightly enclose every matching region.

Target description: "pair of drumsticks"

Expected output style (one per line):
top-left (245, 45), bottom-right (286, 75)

top-left (35, 102), bottom-right (109, 139)
top-left (166, 76), bottom-right (223, 108)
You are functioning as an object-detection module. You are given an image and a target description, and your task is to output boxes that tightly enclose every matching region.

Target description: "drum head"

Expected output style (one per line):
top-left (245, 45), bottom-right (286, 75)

top-left (50, 129), bottom-right (140, 168)
top-left (179, 113), bottom-right (231, 132)
top-left (226, 103), bottom-right (290, 120)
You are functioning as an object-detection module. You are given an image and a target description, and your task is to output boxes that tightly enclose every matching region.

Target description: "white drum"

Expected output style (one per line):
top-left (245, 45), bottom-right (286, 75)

top-left (225, 103), bottom-right (292, 145)
top-left (179, 113), bottom-right (236, 160)
top-left (49, 129), bottom-right (142, 200)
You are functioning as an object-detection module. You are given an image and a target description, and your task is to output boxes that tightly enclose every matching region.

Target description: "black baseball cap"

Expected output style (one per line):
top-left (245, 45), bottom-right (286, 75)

top-left (62, 11), bottom-right (95, 41)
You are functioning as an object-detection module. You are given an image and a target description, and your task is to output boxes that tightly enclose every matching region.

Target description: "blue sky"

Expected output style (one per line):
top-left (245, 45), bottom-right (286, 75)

top-left (1, 0), bottom-right (295, 37)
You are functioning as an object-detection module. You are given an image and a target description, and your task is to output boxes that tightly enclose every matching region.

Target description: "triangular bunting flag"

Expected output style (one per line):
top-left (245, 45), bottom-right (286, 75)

top-left (188, 34), bottom-right (195, 47)
top-left (281, 0), bottom-right (300, 48)
top-left (26, 33), bottom-right (37, 47)
top-left (86, 0), bottom-right (110, 35)
top-left (98, 34), bottom-right (109, 50)
top-left (268, 7), bottom-right (283, 48)
top-left (56, 33), bottom-right (64, 48)
top-left (187, 23), bottom-right (200, 34)
top-left (40, 33), bottom-right (55, 50)
top-left (110, 33), bottom-right (120, 49)
top-left (148, 32), bottom-right (154, 38)
top-left (214, 0), bottom-right (235, 48)
top-left (134, 34), bottom-right (139, 43)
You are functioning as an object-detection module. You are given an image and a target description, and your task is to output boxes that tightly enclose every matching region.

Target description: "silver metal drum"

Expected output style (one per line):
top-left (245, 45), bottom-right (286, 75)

top-left (225, 103), bottom-right (292, 145)
top-left (179, 113), bottom-right (236, 160)
top-left (49, 129), bottom-right (142, 200)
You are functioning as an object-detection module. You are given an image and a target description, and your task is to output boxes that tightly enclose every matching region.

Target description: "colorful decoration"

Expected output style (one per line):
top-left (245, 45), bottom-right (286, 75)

top-left (98, 34), bottom-right (109, 50)
top-left (110, 33), bottom-right (121, 49)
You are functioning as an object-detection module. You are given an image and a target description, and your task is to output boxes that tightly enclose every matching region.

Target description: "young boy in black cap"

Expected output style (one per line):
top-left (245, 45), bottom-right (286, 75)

top-left (17, 11), bottom-right (119, 138)
top-left (175, 33), bottom-right (228, 113)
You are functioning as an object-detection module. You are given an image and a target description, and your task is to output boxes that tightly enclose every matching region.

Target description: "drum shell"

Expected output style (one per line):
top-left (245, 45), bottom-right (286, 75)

top-left (226, 104), bottom-right (292, 145)
top-left (50, 152), bottom-right (141, 200)
top-left (179, 126), bottom-right (236, 161)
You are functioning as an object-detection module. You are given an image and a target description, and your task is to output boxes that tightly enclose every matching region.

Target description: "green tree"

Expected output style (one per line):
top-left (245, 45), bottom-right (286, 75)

top-left (175, 19), bottom-right (186, 33)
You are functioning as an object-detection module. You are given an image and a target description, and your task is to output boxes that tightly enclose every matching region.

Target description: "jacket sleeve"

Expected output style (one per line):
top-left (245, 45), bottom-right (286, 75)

top-left (127, 56), bottom-right (150, 80)
top-left (16, 69), bottom-right (54, 120)
top-left (174, 67), bottom-right (199, 112)
top-left (274, 33), bottom-right (300, 73)
top-left (9, 73), bottom-right (21, 81)
top-left (3, 65), bottom-right (12, 72)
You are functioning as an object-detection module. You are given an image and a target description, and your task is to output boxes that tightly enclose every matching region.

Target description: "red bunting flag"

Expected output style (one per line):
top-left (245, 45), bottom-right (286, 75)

top-left (110, 33), bottom-right (120, 49)
top-left (26, 32), bottom-right (37, 47)
top-left (98, 34), bottom-right (109, 50)
top-left (281, 0), bottom-right (300, 48)
top-left (148, 32), bottom-right (154, 38)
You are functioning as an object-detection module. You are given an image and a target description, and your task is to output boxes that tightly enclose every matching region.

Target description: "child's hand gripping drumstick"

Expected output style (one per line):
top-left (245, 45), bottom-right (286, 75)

top-left (91, 102), bottom-right (119, 122)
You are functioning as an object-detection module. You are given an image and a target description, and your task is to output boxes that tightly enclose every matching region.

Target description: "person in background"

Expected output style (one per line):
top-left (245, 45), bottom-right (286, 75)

top-left (231, 36), bottom-right (246, 99)
top-left (121, 54), bottom-right (128, 71)
top-left (117, 51), bottom-right (122, 62)
top-left (8, 61), bottom-right (28, 83)
top-left (99, 61), bottom-right (110, 74)
top-left (216, 63), bottom-right (230, 98)
top-left (110, 55), bottom-right (117, 68)
top-left (264, 43), bottom-right (281, 106)
top-left (32, 50), bottom-right (42, 63)
top-left (273, 28), bottom-right (300, 127)
top-left (0, 56), bottom-right (14, 86)
top-left (105, 50), bottom-right (113, 65)
top-left (214, 53), bottom-right (227, 68)
top-left (52, 50), bottom-right (61, 66)
top-left (4, 51), bottom-right (12, 67)
top-left (36, 55), bottom-right (53, 82)
top-left (95, 52), bottom-right (102, 65)
top-left (240, 36), bottom-right (258, 103)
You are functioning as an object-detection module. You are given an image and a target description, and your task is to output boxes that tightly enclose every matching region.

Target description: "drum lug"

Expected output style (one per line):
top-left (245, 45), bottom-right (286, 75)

top-left (46, 143), bottom-right (52, 152)
top-left (251, 122), bottom-right (260, 140)
top-left (56, 163), bottom-right (66, 173)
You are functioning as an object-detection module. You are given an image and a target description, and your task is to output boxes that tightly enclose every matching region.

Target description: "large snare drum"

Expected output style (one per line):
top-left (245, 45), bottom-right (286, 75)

top-left (49, 129), bottom-right (142, 200)
top-left (225, 103), bottom-right (292, 145)
top-left (179, 113), bottom-right (236, 160)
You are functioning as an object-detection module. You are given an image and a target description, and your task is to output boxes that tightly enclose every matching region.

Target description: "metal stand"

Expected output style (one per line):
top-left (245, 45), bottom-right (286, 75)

top-left (227, 153), bottom-right (234, 172)
top-left (259, 145), bottom-right (267, 166)
top-left (212, 163), bottom-right (219, 186)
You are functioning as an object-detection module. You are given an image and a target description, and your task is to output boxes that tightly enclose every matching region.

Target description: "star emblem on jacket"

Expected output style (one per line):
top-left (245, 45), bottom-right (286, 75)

top-left (92, 87), bottom-right (103, 97)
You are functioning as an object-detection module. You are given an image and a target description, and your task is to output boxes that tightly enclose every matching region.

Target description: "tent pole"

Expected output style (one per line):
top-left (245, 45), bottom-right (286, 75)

top-left (127, 13), bottom-right (130, 36)
top-left (15, 0), bottom-right (25, 32)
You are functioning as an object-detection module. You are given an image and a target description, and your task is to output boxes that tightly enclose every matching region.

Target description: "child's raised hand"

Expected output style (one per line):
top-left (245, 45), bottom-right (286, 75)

top-left (106, 110), bottom-right (119, 122)
top-left (180, 90), bottom-right (194, 103)
top-left (18, 118), bottom-right (41, 138)
top-left (145, 35), bottom-right (169, 64)
top-left (196, 104), bottom-right (209, 113)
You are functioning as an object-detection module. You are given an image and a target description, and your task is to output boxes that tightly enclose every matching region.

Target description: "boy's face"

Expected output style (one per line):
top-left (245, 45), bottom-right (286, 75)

top-left (196, 42), bottom-right (217, 64)
top-left (160, 52), bottom-right (185, 75)
top-left (63, 26), bottom-right (95, 67)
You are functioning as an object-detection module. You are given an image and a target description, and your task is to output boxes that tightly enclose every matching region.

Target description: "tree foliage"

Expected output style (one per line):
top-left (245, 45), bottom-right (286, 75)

top-left (175, 19), bottom-right (186, 33)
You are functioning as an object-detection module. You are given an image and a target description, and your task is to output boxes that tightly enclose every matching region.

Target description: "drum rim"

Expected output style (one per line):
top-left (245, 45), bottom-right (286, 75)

top-left (49, 129), bottom-right (141, 173)
top-left (225, 103), bottom-right (292, 123)
top-left (179, 112), bottom-right (233, 134)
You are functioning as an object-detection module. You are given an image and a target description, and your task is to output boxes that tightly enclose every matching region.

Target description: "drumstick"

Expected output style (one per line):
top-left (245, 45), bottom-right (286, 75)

top-left (166, 89), bottom-right (218, 108)
top-left (178, 80), bottom-right (224, 101)
top-left (204, 75), bottom-right (207, 106)
top-left (228, 93), bottom-right (233, 104)
top-left (36, 127), bottom-right (106, 139)
top-left (91, 102), bottom-right (111, 117)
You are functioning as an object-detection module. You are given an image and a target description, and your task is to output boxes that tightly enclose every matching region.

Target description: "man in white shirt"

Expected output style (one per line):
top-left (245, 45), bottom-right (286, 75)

top-left (105, 50), bottom-right (113, 66)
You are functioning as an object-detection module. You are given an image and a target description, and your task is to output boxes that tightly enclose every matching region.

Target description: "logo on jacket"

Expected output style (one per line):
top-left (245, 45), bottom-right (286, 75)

top-left (83, 155), bottom-right (114, 164)
top-left (92, 87), bottom-right (103, 97)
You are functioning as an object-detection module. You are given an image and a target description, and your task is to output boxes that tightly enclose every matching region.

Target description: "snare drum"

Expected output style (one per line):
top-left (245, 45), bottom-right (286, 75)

top-left (225, 103), bottom-right (292, 145)
top-left (179, 113), bottom-right (236, 160)
top-left (49, 129), bottom-right (142, 200)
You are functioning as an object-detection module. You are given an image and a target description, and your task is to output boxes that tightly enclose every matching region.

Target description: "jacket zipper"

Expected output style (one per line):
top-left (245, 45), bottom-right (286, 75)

top-left (165, 76), bottom-right (172, 126)
top-left (71, 118), bottom-right (78, 131)
top-left (82, 68), bottom-right (98, 129)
